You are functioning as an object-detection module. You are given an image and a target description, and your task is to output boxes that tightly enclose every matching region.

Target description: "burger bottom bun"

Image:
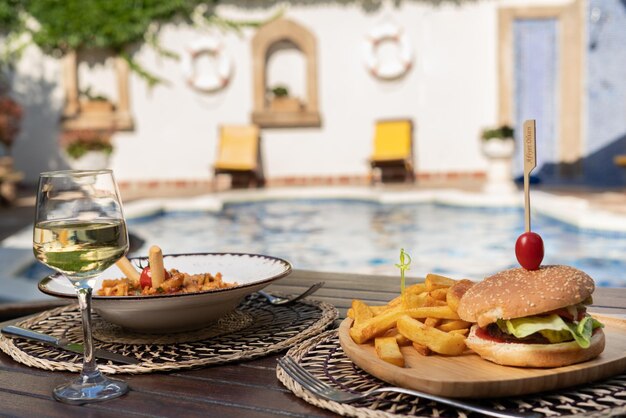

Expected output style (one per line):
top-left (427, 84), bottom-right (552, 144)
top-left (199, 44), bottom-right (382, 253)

top-left (466, 326), bottom-right (606, 368)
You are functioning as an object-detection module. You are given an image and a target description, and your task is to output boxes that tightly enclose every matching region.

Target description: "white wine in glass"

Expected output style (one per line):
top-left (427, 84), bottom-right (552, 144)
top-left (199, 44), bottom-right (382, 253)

top-left (33, 169), bottom-right (129, 404)
top-left (34, 220), bottom-right (127, 280)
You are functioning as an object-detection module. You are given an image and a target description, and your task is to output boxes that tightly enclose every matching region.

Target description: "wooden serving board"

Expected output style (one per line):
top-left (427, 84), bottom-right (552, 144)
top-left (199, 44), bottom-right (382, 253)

top-left (338, 314), bottom-right (626, 398)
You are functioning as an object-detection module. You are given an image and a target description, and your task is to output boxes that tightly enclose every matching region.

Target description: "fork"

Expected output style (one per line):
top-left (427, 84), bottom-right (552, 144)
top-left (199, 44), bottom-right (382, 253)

top-left (258, 282), bottom-right (324, 306)
top-left (278, 357), bottom-right (542, 418)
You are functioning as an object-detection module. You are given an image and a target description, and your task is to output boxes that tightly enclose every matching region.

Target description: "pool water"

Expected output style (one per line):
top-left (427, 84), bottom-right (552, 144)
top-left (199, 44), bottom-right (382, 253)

top-left (125, 200), bottom-right (626, 287)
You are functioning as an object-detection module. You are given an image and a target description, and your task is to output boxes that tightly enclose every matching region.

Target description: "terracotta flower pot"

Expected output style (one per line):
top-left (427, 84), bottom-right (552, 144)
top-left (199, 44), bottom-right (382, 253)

top-left (80, 100), bottom-right (115, 113)
top-left (270, 97), bottom-right (302, 112)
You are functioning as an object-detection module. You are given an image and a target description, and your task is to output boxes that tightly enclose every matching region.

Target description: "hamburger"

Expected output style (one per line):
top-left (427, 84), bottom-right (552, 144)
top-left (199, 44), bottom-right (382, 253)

top-left (457, 265), bottom-right (605, 368)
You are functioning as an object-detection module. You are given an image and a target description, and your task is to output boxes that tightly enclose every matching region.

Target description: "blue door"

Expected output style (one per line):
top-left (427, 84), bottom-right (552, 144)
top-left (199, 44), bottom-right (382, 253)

top-left (513, 18), bottom-right (559, 182)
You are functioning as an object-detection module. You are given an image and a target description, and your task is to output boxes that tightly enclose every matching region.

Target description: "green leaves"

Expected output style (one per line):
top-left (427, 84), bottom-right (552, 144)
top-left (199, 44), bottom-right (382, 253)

top-left (481, 125), bottom-right (515, 141)
top-left (0, 0), bottom-right (22, 35)
top-left (24, 0), bottom-right (201, 53)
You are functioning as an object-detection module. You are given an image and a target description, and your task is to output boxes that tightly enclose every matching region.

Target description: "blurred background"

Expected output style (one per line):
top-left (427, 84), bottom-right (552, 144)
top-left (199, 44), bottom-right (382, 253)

top-left (0, 0), bottom-right (624, 190)
top-left (1, 0), bottom-right (626, 303)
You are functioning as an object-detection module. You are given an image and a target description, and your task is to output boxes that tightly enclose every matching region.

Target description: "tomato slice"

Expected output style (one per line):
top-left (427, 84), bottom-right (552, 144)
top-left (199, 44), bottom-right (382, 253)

top-left (546, 307), bottom-right (574, 321)
top-left (544, 306), bottom-right (587, 322)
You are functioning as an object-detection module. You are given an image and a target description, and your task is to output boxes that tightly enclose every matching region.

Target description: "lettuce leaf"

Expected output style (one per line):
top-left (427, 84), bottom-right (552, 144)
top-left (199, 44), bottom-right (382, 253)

top-left (496, 314), bottom-right (603, 348)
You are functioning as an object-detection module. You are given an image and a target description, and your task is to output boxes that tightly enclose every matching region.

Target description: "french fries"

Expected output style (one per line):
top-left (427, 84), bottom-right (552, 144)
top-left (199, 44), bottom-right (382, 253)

top-left (438, 319), bottom-right (472, 332)
top-left (406, 305), bottom-right (459, 320)
top-left (382, 328), bottom-right (412, 346)
top-left (351, 299), bottom-right (373, 325)
top-left (397, 315), bottom-right (466, 356)
top-left (424, 317), bottom-right (441, 328)
top-left (425, 273), bottom-right (456, 291)
top-left (350, 306), bottom-right (405, 344)
top-left (412, 341), bottom-right (431, 356)
top-left (348, 272), bottom-right (475, 366)
top-left (375, 337), bottom-right (405, 367)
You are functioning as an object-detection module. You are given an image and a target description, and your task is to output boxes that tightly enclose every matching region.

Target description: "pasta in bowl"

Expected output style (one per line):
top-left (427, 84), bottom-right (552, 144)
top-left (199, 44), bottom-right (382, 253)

top-left (38, 252), bottom-right (292, 333)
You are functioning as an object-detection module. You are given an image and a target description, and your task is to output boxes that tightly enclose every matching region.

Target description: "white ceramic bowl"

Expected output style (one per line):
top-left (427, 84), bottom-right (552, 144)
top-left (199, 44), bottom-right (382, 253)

top-left (38, 253), bottom-right (292, 333)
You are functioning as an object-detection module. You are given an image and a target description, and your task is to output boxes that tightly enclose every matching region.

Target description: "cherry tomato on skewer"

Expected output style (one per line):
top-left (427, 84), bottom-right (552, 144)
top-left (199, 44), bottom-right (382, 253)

top-left (515, 231), bottom-right (544, 270)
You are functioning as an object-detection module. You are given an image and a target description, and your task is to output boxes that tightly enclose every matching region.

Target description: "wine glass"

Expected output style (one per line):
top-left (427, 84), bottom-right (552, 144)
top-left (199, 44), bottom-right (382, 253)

top-left (32, 169), bottom-right (129, 404)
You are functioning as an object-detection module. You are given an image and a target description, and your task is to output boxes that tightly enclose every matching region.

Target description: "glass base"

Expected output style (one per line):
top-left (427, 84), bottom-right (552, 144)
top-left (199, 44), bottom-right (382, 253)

top-left (53, 370), bottom-right (128, 405)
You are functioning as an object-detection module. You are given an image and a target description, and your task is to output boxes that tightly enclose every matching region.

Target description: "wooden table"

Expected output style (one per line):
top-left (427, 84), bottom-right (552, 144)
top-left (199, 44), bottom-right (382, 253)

top-left (0, 269), bottom-right (624, 417)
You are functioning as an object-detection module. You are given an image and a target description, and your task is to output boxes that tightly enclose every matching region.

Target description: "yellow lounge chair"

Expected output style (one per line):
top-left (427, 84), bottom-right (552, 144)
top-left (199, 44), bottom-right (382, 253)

top-left (214, 124), bottom-right (265, 188)
top-left (369, 119), bottom-right (415, 183)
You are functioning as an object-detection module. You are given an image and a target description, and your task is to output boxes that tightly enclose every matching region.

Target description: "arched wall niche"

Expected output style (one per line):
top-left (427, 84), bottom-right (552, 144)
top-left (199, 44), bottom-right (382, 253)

top-left (62, 49), bottom-right (134, 131)
top-left (251, 18), bottom-right (321, 128)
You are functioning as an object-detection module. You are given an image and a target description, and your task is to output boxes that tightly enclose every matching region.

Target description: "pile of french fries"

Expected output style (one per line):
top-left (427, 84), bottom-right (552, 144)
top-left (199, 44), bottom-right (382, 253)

top-left (347, 274), bottom-right (475, 367)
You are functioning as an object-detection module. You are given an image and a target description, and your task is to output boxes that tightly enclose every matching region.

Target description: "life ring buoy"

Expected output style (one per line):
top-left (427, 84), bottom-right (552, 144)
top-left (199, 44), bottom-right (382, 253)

top-left (362, 23), bottom-right (413, 80)
top-left (181, 37), bottom-right (233, 92)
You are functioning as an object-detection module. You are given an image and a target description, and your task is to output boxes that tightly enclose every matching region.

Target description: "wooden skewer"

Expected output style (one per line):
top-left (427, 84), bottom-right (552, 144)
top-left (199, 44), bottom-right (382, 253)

top-left (149, 245), bottom-right (166, 288)
top-left (115, 256), bottom-right (140, 285)
top-left (522, 120), bottom-right (537, 233)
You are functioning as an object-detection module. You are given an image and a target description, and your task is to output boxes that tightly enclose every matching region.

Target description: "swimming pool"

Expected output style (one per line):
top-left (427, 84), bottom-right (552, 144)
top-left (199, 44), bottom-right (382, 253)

top-left (125, 199), bottom-right (626, 287)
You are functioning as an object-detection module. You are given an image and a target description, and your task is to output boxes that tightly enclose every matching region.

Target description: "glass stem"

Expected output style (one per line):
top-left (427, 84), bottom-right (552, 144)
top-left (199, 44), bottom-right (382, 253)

top-left (76, 286), bottom-right (97, 377)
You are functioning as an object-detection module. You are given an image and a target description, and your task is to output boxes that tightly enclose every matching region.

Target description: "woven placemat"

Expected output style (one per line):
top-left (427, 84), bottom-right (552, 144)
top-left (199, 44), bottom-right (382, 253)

top-left (92, 310), bottom-right (254, 344)
top-left (277, 330), bottom-right (626, 418)
top-left (0, 293), bottom-right (337, 374)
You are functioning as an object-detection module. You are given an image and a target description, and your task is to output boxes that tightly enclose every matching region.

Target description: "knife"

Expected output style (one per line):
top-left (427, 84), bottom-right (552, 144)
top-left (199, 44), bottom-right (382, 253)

top-left (1, 325), bottom-right (140, 365)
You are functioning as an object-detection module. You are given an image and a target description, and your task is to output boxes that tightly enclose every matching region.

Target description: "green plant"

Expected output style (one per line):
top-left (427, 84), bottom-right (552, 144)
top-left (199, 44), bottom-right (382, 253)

top-left (481, 125), bottom-right (514, 141)
top-left (62, 129), bottom-right (113, 159)
top-left (0, 0), bottom-right (279, 88)
top-left (0, 0), bottom-right (26, 81)
top-left (65, 139), bottom-right (113, 159)
top-left (271, 85), bottom-right (289, 98)
top-left (0, 94), bottom-right (22, 152)
top-left (0, 0), bottom-right (21, 36)
top-left (79, 87), bottom-right (109, 102)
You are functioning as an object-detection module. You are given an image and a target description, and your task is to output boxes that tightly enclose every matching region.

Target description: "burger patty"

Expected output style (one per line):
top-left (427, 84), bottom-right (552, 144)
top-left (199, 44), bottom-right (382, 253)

top-left (476, 323), bottom-right (552, 344)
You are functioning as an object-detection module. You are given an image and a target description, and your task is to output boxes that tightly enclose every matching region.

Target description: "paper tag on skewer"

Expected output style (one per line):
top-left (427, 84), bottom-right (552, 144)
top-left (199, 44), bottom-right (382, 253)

top-left (522, 120), bottom-right (536, 232)
top-left (523, 120), bottom-right (537, 174)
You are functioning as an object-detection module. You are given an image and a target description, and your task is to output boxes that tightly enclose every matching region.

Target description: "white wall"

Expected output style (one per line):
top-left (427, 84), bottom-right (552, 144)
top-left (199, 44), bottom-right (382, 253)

top-left (8, 0), bottom-right (574, 184)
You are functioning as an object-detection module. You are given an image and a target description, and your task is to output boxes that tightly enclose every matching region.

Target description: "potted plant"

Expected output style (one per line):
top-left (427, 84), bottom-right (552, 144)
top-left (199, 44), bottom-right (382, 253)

top-left (269, 85), bottom-right (302, 112)
top-left (79, 87), bottom-right (115, 113)
top-left (0, 93), bottom-right (23, 156)
top-left (481, 124), bottom-right (515, 158)
top-left (0, 90), bottom-right (23, 177)
top-left (480, 124), bottom-right (516, 193)
top-left (61, 129), bottom-right (113, 170)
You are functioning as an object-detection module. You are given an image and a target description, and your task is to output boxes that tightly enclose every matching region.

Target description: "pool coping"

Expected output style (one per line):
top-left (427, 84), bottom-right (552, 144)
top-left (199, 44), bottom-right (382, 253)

top-left (117, 187), bottom-right (626, 233)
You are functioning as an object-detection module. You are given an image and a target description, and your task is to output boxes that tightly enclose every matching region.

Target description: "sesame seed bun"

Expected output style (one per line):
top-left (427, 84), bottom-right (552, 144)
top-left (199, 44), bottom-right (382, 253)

top-left (465, 326), bottom-right (605, 368)
top-left (457, 265), bottom-right (595, 328)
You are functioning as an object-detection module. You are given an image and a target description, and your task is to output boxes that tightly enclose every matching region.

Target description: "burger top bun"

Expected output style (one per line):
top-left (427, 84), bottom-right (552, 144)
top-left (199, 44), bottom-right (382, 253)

top-left (457, 265), bottom-right (595, 328)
